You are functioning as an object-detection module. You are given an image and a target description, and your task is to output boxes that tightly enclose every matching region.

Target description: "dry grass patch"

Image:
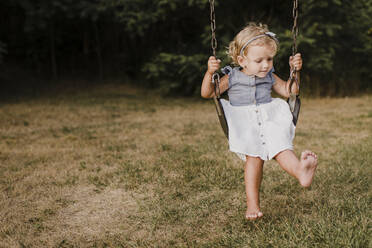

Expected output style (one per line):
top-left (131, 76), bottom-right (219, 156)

top-left (38, 186), bottom-right (141, 245)
top-left (0, 84), bottom-right (371, 247)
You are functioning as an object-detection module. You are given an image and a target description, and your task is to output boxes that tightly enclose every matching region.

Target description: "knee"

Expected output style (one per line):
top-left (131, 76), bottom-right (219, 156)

top-left (245, 156), bottom-right (264, 167)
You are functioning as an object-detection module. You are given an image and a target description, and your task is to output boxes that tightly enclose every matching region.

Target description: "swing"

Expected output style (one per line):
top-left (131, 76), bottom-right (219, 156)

top-left (208, 0), bottom-right (301, 138)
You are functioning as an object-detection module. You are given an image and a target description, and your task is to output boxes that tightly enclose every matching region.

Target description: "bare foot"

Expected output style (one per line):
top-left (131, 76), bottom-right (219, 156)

top-left (298, 150), bottom-right (318, 187)
top-left (245, 208), bottom-right (263, 221)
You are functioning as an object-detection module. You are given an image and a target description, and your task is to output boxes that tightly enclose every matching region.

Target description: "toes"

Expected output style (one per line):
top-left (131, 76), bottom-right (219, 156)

top-left (308, 151), bottom-right (318, 162)
top-left (302, 150), bottom-right (318, 161)
top-left (245, 211), bottom-right (263, 220)
top-left (301, 150), bottom-right (311, 160)
top-left (246, 213), bottom-right (258, 220)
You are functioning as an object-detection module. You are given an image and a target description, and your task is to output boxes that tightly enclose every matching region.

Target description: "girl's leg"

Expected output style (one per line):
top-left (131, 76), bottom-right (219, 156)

top-left (244, 155), bottom-right (264, 220)
top-left (275, 150), bottom-right (318, 187)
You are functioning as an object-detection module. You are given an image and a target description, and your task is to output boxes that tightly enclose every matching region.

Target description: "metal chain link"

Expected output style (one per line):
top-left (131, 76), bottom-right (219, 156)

top-left (292, 0), bottom-right (298, 56)
top-left (289, 0), bottom-right (299, 95)
top-left (209, 0), bottom-right (217, 57)
top-left (209, 0), bottom-right (221, 98)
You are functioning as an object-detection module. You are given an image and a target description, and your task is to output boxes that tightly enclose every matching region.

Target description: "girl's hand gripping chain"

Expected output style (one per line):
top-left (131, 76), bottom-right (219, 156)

top-left (201, 56), bottom-right (228, 98)
top-left (288, 53), bottom-right (302, 95)
top-left (289, 53), bottom-right (302, 71)
top-left (207, 56), bottom-right (221, 75)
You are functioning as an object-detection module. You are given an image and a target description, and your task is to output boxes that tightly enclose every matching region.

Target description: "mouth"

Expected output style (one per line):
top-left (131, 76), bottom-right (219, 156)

top-left (256, 71), bottom-right (269, 77)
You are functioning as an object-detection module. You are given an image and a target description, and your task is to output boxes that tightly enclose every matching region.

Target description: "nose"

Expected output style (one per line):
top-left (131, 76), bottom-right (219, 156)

top-left (262, 61), bottom-right (269, 69)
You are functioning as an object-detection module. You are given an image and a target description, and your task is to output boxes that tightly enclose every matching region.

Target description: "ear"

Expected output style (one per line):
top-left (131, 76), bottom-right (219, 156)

top-left (237, 55), bottom-right (246, 67)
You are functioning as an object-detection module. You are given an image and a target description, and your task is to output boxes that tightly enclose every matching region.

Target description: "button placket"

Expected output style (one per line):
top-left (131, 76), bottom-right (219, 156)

top-left (255, 106), bottom-right (268, 158)
top-left (255, 107), bottom-right (262, 139)
top-left (253, 77), bottom-right (268, 159)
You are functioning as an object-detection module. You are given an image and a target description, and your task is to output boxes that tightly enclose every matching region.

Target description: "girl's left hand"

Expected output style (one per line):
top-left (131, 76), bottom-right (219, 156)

top-left (289, 53), bottom-right (302, 71)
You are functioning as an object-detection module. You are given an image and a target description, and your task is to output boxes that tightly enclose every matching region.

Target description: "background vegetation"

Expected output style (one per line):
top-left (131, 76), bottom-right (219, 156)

top-left (1, 0), bottom-right (372, 96)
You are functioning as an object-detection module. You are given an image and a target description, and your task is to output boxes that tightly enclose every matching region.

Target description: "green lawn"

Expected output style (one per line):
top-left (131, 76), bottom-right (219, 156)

top-left (0, 84), bottom-right (371, 247)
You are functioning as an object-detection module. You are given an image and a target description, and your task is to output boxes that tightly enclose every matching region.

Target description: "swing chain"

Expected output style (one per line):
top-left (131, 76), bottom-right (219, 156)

top-left (209, 0), bottom-right (218, 57)
top-left (209, 0), bottom-right (221, 98)
top-left (292, 0), bottom-right (298, 56)
top-left (289, 0), bottom-right (299, 96)
top-left (212, 72), bottom-right (221, 97)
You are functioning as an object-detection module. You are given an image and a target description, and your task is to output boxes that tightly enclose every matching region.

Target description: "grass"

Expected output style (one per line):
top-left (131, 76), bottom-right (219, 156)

top-left (0, 84), bottom-right (371, 247)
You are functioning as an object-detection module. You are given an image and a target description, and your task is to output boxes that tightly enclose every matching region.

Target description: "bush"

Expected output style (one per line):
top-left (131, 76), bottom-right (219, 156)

top-left (142, 53), bottom-right (207, 96)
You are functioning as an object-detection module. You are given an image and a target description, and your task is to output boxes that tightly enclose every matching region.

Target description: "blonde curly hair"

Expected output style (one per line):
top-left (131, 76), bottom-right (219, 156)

top-left (228, 22), bottom-right (278, 65)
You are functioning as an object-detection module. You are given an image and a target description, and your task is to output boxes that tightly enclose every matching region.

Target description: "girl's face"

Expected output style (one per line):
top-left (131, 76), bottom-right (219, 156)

top-left (238, 44), bottom-right (276, 78)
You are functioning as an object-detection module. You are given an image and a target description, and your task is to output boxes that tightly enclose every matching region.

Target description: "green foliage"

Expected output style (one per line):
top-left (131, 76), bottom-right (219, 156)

top-left (138, 0), bottom-right (372, 96)
top-left (143, 53), bottom-right (206, 95)
top-left (301, 0), bottom-right (372, 75)
top-left (2, 0), bottom-right (372, 95)
top-left (301, 0), bottom-right (372, 94)
top-left (102, 0), bottom-right (208, 36)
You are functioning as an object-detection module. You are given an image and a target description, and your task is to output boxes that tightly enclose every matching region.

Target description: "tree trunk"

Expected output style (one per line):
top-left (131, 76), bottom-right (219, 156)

top-left (49, 21), bottom-right (58, 79)
top-left (93, 22), bottom-right (103, 80)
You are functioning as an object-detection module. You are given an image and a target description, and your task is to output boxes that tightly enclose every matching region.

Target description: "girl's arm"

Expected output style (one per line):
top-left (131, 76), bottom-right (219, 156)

top-left (272, 73), bottom-right (299, 98)
top-left (272, 53), bottom-right (302, 98)
top-left (201, 56), bottom-right (229, 98)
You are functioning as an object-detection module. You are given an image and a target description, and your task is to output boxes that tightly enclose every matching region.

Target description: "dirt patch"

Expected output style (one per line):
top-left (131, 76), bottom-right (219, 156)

top-left (41, 186), bottom-right (139, 244)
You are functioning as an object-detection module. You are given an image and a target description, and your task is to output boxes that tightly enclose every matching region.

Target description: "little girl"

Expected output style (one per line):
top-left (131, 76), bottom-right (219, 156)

top-left (201, 23), bottom-right (318, 220)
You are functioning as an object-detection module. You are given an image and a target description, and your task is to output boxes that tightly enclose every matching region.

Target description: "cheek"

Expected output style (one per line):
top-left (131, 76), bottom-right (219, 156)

top-left (252, 64), bottom-right (260, 70)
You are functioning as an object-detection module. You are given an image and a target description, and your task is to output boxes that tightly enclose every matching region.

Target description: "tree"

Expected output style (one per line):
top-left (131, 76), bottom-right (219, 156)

top-left (1, 0), bottom-right (371, 95)
top-left (0, 41), bottom-right (6, 63)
